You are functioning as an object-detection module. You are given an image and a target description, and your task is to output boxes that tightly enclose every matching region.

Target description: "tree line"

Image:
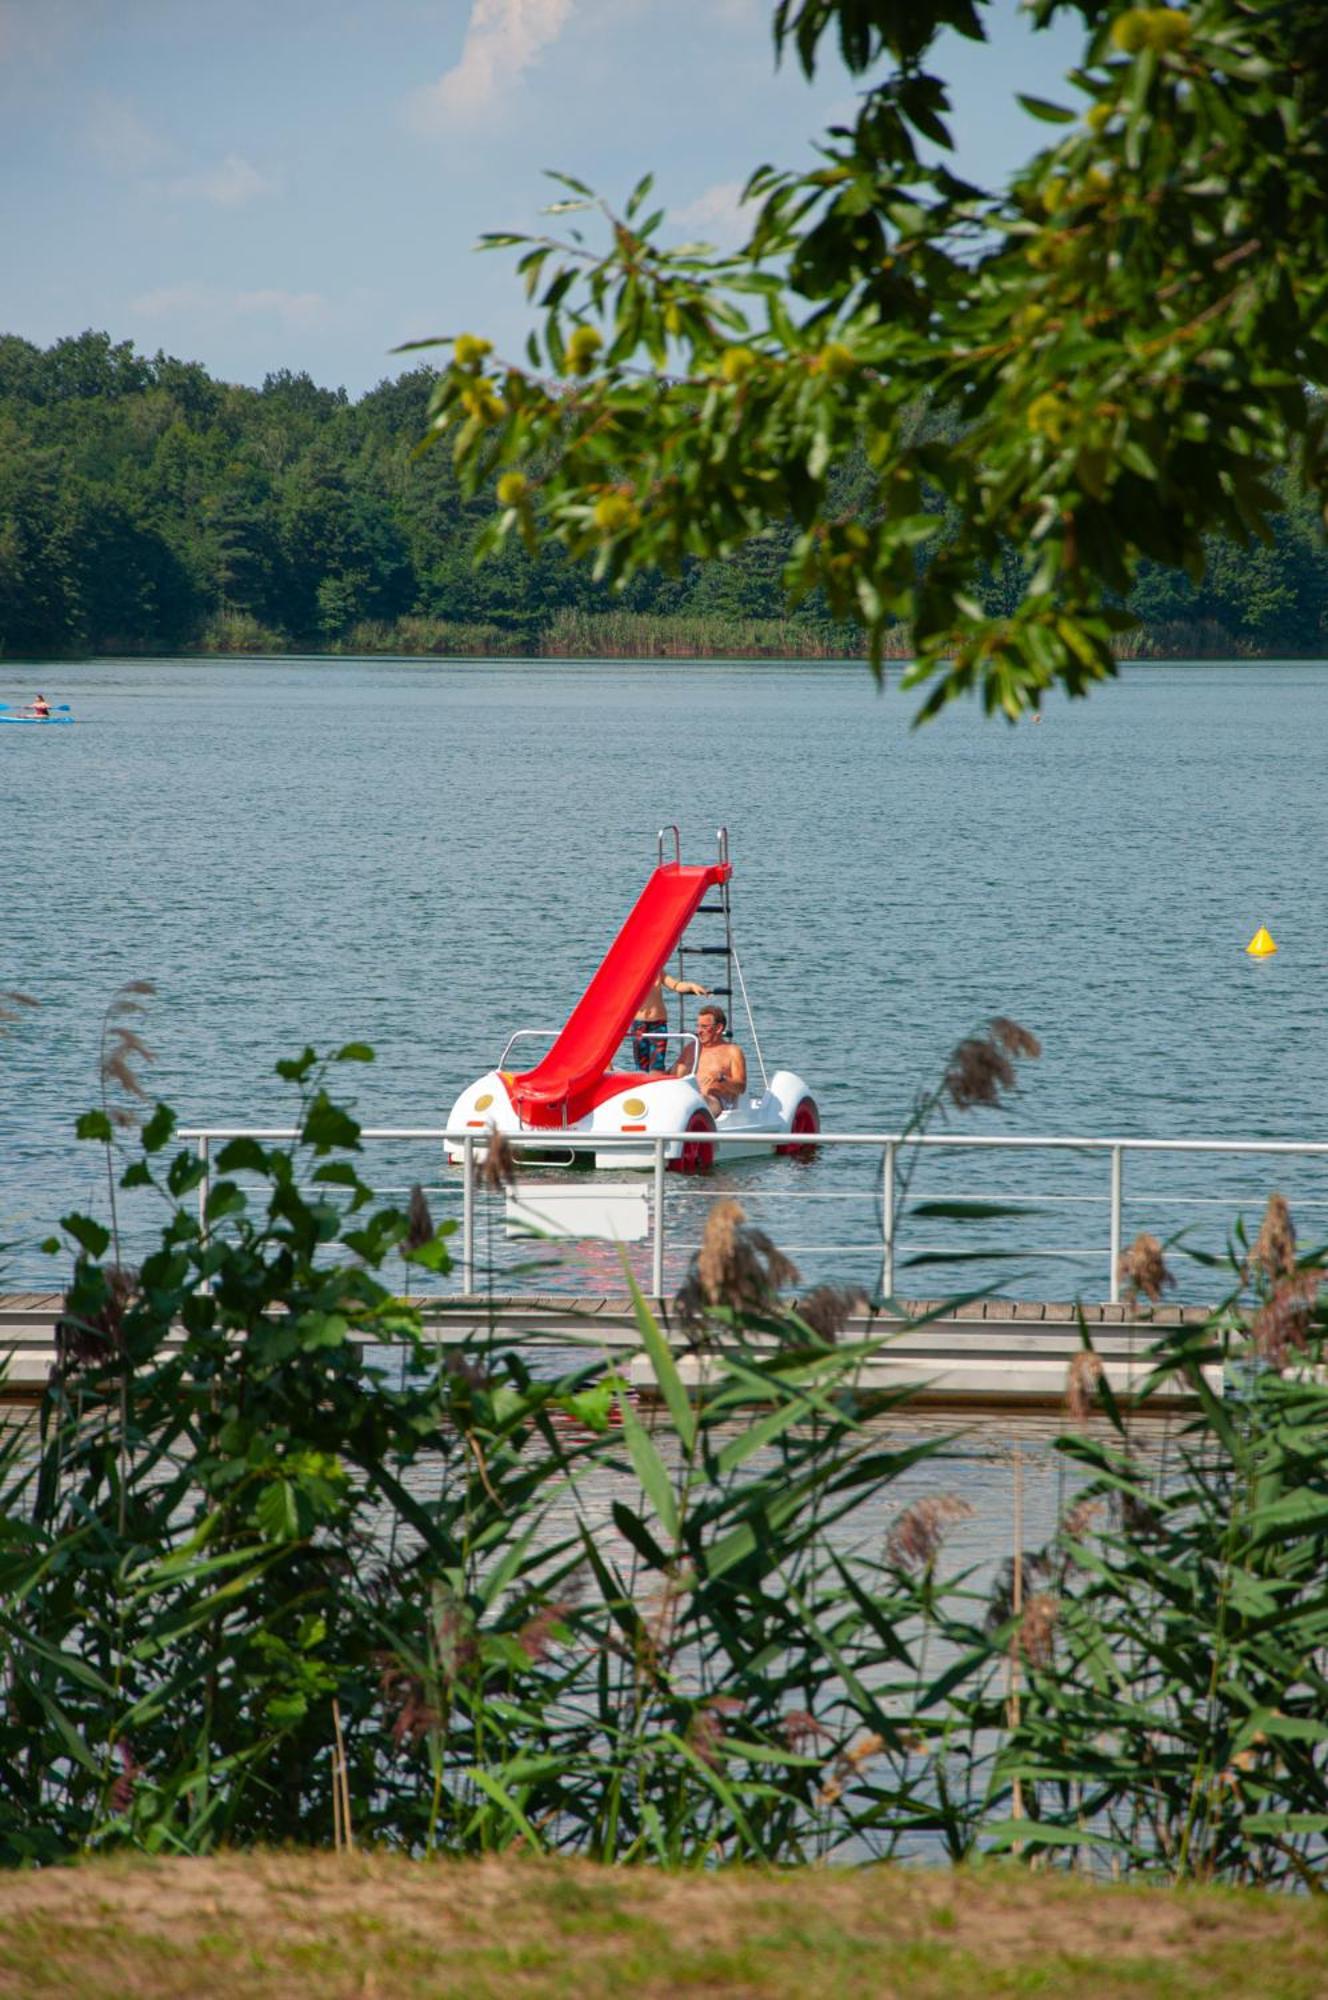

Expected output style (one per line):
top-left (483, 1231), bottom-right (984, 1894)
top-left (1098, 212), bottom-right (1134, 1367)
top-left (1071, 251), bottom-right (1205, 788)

top-left (0, 328), bottom-right (1324, 659)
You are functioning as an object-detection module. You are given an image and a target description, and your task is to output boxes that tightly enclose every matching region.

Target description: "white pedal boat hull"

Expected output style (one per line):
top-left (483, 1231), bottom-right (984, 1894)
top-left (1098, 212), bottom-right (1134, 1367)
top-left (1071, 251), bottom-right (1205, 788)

top-left (445, 1068), bottom-right (818, 1172)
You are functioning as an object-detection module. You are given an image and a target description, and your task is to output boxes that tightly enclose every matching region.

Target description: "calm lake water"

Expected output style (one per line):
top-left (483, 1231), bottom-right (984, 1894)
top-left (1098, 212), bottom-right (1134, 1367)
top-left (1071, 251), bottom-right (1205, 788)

top-left (3, 654), bottom-right (1327, 1297)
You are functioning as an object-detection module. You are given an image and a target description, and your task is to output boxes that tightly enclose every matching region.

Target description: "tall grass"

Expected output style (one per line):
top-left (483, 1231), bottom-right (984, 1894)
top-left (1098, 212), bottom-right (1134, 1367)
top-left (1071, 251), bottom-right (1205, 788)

top-left (5, 1049), bottom-right (1328, 1885)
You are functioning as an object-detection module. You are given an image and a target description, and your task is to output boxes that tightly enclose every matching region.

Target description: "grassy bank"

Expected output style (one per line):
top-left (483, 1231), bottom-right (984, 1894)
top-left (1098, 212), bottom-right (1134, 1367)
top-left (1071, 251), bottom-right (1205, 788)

top-left (1, 1853), bottom-right (1324, 1999)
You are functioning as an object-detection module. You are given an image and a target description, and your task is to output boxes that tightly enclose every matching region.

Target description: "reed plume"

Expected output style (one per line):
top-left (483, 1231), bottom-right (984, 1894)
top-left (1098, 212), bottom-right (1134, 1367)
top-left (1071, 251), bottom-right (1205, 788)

top-left (1065, 1350), bottom-right (1105, 1422)
top-left (1117, 1232), bottom-right (1174, 1310)
top-left (1249, 1192), bottom-right (1297, 1286)
top-left (885, 1494), bottom-right (974, 1574)
top-left (675, 1197), bottom-right (799, 1332)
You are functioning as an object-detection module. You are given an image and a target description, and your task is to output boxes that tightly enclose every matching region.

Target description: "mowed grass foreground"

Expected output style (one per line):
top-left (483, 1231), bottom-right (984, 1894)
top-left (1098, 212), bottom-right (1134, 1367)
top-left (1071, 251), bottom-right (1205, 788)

top-left (0, 1855), bottom-right (1326, 1999)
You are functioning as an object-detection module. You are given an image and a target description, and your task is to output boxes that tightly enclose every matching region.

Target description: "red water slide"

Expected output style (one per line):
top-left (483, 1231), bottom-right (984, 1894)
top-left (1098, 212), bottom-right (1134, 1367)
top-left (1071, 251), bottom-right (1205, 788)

top-left (510, 860), bottom-right (731, 1127)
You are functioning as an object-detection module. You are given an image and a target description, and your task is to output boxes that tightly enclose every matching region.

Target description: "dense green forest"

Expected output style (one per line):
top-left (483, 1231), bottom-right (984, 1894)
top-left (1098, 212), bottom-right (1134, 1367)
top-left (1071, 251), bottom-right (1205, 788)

top-left (1, 329), bottom-right (1326, 659)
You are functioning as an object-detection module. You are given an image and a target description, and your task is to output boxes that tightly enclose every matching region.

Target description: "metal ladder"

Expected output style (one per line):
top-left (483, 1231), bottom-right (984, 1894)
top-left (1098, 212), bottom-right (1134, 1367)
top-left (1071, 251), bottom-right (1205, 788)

top-left (657, 824), bottom-right (733, 1041)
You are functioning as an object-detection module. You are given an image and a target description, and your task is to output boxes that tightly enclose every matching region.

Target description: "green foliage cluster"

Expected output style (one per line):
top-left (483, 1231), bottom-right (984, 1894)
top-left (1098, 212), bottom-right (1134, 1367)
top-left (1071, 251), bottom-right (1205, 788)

top-left (427, 0), bottom-right (1328, 711)
top-left (6, 1052), bottom-right (1328, 1884)
top-left (0, 321), bottom-right (1324, 661)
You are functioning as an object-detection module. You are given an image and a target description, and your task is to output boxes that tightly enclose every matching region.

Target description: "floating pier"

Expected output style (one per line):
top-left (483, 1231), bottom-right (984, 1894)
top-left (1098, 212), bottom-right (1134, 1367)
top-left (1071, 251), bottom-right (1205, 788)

top-left (0, 1292), bottom-right (1219, 1411)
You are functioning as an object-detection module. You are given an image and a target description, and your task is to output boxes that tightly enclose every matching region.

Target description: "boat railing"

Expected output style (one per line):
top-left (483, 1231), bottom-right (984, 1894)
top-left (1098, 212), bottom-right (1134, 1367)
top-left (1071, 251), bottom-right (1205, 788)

top-left (496, 1028), bottom-right (562, 1069)
top-left (143, 1125), bottom-right (1328, 1305)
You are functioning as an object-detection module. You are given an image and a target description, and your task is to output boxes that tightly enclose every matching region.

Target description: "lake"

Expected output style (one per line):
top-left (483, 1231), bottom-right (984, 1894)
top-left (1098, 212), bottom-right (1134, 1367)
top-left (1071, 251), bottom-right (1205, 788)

top-left (3, 655), bottom-right (1327, 1298)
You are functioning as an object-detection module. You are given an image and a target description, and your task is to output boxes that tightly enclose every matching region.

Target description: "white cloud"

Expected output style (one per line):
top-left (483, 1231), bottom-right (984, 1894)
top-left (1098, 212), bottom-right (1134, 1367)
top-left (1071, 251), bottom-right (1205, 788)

top-left (409, 0), bottom-right (575, 131)
top-left (669, 179), bottom-right (754, 248)
top-left (162, 154), bottom-right (272, 207)
top-left (86, 95), bottom-right (169, 177)
top-left (130, 284), bottom-right (329, 331)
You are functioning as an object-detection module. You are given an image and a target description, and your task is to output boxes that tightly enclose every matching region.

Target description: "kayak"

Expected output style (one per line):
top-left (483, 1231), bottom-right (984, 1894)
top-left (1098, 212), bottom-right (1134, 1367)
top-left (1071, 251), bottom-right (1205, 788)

top-left (0, 714), bottom-right (73, 725)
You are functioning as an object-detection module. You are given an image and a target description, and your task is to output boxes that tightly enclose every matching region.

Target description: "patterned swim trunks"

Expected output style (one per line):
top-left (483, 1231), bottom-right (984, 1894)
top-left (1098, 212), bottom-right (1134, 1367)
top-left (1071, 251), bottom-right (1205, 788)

top-left (631, 1019), bottom-right (669, 1072)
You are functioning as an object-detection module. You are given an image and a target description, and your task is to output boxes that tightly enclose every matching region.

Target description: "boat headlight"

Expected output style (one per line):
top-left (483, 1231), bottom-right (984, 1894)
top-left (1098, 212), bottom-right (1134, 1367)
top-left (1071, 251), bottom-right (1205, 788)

top-left (622, 1097), bottom-right (646, 1116)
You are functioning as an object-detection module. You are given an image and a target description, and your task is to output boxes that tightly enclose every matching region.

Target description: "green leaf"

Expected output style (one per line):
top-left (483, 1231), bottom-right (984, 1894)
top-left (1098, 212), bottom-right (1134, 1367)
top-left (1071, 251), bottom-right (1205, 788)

top-left (166, 1151), bottom-right (207, 1198)
top-left (301, 1091), bottom-right (361, 1154)
top-left (334, 1042), bottom-right (375, 1063)
top-left (1016, 94), bottom-right (1077, 124)
top-left (141, 1102), bottom-right (177, 1153)
top-left (295, 1311), bottom-right (349, 1351)
top-left (255, 1480), bottom-right (303, 1543)
top-left (617, 1388), bottom-right (679, 1542)
top-left (611, 1499), bottom-right (670, 1570)
top-left (75, 1111), bottom-right (113, 1143)
top-left (275, 1047), bottom-right (318, 1083)
top-left (624, 1263), bottom-right (695, 1450)
top-left (60, 1211), bottom-right (110, 1257)
top-left (908, 1200), bottom-right (1038, 1221)
top-left (467, 1768), bottom-right (544, 1848)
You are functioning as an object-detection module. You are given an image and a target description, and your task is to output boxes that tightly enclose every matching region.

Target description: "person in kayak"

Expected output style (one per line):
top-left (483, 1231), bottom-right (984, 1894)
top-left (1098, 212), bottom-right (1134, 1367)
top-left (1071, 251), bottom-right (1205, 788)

top-left (678, 1004), bottom-right (747, 1114)
top-left (31, 694), bottom-right (50, 717)
top-left (631, 965), bottom-right (710, 1072)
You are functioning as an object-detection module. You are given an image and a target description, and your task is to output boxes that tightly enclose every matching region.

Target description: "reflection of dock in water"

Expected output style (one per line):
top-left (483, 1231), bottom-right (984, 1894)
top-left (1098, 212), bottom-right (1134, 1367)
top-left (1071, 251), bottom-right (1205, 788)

top-left (0, 1292), bottom-right (1218, 1411)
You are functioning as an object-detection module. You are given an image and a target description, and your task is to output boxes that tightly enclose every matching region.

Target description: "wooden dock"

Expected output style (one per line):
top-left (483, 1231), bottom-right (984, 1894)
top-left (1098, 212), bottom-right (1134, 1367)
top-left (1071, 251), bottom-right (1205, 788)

top-left (0, 1292), bottom-right (1218, 1410)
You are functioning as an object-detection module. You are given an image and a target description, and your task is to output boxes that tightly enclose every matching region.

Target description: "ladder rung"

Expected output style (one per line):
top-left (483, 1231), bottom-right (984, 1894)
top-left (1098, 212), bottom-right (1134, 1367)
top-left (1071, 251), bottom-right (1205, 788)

top-left (678, 944), bottom-right (731, 956)
top-left (703, 985), bottom-right (733, 997)
top-left (695, 905), bottom-right (727, 915)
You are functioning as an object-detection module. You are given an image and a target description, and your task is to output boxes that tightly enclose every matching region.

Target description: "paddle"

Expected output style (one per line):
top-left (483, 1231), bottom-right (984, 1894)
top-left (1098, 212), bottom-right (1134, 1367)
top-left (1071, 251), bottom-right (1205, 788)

top-left (0, 703), bottom-right (72, 713)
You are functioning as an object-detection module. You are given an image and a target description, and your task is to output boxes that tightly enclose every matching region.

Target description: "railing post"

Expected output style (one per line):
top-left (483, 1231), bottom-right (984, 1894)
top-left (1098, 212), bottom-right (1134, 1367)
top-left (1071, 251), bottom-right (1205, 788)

top-left (881, 1139), bottom-right (896, 1301)
top-left (652, 1137), bottom-right (666, 1299)
top-left (462, 1135), bottom-right (475, 1294)
top-left (1108, 1144), bottom-right (1123, 1304)
top-left (197, 1133), bottom-right (210, 1291)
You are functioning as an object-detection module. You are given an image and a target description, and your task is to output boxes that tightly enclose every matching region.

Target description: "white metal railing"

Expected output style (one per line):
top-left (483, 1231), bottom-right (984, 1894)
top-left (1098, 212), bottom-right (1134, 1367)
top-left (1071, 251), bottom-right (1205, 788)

top-left (171, 1127), bottom-right (1328, 1303)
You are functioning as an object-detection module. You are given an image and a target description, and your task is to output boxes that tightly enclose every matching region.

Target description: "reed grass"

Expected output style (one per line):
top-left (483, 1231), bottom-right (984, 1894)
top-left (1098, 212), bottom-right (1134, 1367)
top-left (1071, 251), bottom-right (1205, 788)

top-left (6, 1049), bottom-right (1328, 1888)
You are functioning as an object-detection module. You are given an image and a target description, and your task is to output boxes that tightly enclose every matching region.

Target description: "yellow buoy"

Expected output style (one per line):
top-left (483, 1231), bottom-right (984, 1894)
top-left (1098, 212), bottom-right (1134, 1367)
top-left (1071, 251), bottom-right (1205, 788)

top-left (1246, 926), bottom-right (1278, 957)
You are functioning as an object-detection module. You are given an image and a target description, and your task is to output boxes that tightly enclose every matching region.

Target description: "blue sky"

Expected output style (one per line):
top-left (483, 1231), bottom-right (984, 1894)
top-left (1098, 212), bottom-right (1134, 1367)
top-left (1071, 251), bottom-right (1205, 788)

top-left (2, 0), bottom-right (1084, 396)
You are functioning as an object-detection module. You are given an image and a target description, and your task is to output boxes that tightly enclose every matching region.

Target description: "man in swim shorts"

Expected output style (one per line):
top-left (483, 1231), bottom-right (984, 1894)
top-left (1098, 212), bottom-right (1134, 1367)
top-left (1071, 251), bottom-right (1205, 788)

top-left (631, 966), bottom-right (710, 1072)
top-left (678, 1004), bottom-right (747, 1114)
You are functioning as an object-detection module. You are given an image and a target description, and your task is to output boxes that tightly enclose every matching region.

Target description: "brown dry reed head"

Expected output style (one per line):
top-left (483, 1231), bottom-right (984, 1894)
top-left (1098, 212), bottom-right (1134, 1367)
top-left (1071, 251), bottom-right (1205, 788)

top-left (100, 981), bottom-right (158, 1128)
top-left (944, 1016), bottom-right (1040, 1113)
top-left (478, 1126), bottom-right (517, 1191)
top-left (376, 1656), bottom-right (440, 1749)
top-left (1065, 1349), bottom-right (1105, 1422)
top-left (684, 1695), bottom-right (743, 1772)
top-left (675, 1196), bottom-right (800, 1329)
top-left (816, 1732), bottom-right (886, 1807)
top-left (782, 1708), bottom-right (833, 1751)
top-left (109, 1739), bottom-right (139, 1816)
top-left (1059, 1496), bottom-right (1104, 1549)
top-left (793, 1284), bottom-right (868, 1343)
top-left (0, 990), bottom-right (39, 1039)
top-left (1018, 1590), bottom-right (1060, 1668)
top-left (516, 1601), bottom-right (573, 1665)
top-left (1117, 1232), bottom-right (1175, 1310)
top-left (885, 1493), bottom-right (975, 1574)
top-left (1249, 1192), bottom-right (1297, 1286)
top-left (1251, 1271), bottom-right (1320, 1372)
top-left (403, 1183), bottom-right (435, 1253)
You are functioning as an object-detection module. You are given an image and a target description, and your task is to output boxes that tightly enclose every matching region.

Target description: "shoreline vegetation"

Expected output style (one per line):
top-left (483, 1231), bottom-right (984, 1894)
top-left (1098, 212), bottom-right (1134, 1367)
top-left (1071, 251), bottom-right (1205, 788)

top-left (22, 610), bottom-right (1311, 665)
top-left (3, 332), bottom-right (1327, 667)
top-left (12, 1032), bottom-right (1328, 1891)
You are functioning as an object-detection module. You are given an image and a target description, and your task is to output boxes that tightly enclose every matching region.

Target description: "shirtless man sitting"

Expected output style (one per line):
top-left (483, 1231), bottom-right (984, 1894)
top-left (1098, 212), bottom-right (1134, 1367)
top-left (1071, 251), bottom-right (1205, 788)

top-left (630, 966), bottom-right (709, 1072)
top-left (678, 1004), bottom-right (747, 1116)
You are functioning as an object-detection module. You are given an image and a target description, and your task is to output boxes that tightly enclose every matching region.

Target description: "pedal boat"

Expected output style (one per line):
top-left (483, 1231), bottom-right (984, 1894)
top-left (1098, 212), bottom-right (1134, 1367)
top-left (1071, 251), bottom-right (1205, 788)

top-left (445, 829), bottom-right (818, 1173)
